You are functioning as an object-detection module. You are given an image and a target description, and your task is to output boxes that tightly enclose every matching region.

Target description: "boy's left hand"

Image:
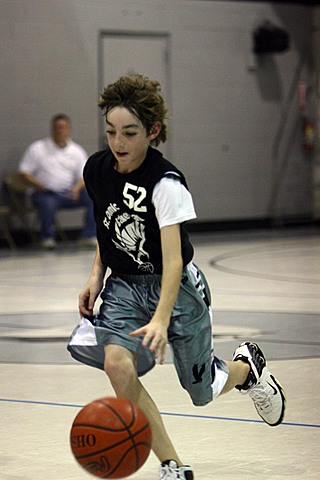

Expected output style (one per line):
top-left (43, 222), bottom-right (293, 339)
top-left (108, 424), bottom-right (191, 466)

top-left (130, 321), bottom-right (168, 365)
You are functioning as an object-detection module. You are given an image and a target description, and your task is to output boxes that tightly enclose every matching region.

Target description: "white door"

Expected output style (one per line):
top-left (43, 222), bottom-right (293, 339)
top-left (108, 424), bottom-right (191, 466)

top-left (99, 32), bottom-right (170, 156)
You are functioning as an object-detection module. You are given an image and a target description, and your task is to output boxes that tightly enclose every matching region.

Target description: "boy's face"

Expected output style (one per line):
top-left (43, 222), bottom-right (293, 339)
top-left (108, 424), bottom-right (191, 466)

top-left (106, 107), bottom-right (159, 173)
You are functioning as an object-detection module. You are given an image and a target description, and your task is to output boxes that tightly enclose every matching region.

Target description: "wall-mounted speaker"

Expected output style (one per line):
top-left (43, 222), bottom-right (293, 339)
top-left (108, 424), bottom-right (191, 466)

top-left (253, 21), bottom-right (290, 54)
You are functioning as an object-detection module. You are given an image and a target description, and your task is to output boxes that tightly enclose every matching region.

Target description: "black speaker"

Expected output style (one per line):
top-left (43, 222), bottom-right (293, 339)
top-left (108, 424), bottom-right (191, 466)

top-left (253, 22), bottom-right (290, 54)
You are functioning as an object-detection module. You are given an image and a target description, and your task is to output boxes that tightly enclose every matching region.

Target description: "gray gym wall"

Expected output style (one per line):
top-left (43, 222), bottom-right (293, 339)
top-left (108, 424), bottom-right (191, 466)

top-left (0, 1), bottom-right (316, 225)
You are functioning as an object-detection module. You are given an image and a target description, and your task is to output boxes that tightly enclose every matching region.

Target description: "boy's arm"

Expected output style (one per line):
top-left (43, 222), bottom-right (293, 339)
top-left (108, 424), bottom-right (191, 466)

top-left (130, 223), bottom-right (183, 363)
top-left (78, 243), bottom-right (107, 317)
top-left (155, 223), bottom-right (183, 325)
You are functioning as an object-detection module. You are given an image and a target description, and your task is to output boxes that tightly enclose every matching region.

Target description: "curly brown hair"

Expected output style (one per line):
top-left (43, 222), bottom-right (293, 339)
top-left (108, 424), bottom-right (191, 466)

top-left (98, 74), bottom-right (168, 146)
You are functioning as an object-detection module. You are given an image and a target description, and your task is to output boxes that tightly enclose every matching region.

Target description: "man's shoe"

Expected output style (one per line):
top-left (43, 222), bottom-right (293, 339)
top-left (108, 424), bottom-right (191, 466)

top-left (78, 237), bottom-right (97, 249)
top-left (40, 238), bottom-right (56, 250)
top-left (233, 341), bottom-right (286, 426)
top-left (159, 460), bottom-right (194, 480)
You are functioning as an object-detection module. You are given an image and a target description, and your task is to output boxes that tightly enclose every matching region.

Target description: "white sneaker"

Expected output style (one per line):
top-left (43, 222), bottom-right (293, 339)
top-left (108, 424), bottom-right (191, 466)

top-left (40, 238), bottom-right (56, 250)
top-left (233, 342), bottom-right (286, 426)
top-left (159, 460), bottom-right (194, 480)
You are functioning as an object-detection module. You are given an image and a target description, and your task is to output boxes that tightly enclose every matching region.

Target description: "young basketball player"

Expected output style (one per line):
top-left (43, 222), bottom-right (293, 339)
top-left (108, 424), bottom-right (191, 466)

top-left (68, 74), bottom-right (286, 480)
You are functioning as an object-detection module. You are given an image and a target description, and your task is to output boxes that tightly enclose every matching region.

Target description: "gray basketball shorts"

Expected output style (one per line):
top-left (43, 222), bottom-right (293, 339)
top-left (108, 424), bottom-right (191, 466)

top-left (67, 262), bottom-right (228, 406)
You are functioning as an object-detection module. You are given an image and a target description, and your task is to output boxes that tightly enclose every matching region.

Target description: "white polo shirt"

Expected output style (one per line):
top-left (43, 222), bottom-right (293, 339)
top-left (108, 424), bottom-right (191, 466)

top-left (19, 137), bottom-right (87, 193)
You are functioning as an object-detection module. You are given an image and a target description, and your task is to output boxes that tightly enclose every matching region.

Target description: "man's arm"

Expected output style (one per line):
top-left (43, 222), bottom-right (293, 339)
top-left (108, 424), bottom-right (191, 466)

top-left (70, 178), bottom-right (85, 200)
top-left (19, 172), bottom-right (47, 192)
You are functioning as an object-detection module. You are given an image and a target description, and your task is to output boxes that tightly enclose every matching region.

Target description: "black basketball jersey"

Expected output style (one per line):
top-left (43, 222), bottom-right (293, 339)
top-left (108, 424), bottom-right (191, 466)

top-left (84, 146), bottom-right (194, 274)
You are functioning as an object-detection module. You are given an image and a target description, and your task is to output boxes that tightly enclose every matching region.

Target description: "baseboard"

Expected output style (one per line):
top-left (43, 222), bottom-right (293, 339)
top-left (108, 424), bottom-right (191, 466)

top-left (1, 217), bottom-right (319, 249)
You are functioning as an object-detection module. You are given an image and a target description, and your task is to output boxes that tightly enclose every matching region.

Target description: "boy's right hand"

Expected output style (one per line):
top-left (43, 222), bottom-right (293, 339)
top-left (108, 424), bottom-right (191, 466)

top-left (78, 279), bottom-right (103, 318)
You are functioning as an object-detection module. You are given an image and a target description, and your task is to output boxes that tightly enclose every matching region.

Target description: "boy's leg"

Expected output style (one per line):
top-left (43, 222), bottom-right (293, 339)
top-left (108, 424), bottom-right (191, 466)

top-left (99, 275), bottom-right (194, 480)
top-left (169, 265), bottom-right (285, 427)
top-left (104, 344), bottom-right (183, 465)
top-left (220, 359), bottom-right (250, 394)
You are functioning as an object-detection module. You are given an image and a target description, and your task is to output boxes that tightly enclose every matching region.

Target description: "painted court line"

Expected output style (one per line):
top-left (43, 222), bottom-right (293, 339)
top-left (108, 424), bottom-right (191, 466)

top-left (0, 397), bottom-right (318, 429)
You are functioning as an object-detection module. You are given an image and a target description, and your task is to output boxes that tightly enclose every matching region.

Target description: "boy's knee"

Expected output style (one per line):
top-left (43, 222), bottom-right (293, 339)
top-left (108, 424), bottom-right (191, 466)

top-left (104, 350), bottom-right (136, 386)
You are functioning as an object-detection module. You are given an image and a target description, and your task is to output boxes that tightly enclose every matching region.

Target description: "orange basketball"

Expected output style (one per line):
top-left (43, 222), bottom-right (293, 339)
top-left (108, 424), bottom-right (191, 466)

top-left (70, 397), bottom-right (152, 479)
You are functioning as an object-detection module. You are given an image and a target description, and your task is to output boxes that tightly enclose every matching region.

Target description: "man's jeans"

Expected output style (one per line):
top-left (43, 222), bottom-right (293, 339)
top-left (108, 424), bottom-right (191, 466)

top-left (32, 189), bottom-right (95, 240)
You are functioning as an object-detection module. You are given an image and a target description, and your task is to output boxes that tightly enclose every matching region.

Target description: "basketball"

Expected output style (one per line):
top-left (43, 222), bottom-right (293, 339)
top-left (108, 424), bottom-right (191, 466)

top-left (70, 397), bottom-right (152, 479)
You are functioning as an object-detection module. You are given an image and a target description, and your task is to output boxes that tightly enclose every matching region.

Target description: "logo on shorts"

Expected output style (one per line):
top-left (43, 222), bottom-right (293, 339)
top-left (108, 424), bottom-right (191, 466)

top-left (192, 363), bottom-right (205, 384)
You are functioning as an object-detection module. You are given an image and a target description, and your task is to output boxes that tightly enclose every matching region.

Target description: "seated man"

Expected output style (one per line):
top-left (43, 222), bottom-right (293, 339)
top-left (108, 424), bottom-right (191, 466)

top-left (19, 113), bottom-right (95, 249)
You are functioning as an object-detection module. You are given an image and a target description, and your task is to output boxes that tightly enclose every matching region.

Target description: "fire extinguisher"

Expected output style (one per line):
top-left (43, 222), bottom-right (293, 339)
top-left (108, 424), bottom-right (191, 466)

top-left (299, 81), bottom-right (315, 152)
top-left (302, 118), bottom-right (315, 152)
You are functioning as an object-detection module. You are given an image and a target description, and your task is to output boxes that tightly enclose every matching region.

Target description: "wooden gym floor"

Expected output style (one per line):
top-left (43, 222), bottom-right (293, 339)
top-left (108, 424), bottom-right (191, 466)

top-left (0, 227), bottom-right (319, 479)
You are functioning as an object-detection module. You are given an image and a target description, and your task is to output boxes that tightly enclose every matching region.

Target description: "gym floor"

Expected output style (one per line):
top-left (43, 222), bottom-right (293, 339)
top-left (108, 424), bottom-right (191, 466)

top-left (0, 226), bottom-right (319, 479)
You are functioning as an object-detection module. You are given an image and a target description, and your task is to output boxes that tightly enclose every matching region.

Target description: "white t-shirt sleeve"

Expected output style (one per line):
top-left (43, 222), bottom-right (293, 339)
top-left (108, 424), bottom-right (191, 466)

top-left (19, 142), bottom-right (39, 174)
top-left (152, 175), bottom-right (197, 228)
top-left (18, 139), bottom-right (87, 192)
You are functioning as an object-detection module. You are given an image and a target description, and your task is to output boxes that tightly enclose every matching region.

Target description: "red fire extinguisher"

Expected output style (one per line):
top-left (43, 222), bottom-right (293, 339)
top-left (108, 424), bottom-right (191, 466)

top-left (303, 118), bottom-right (315, 152)
top-left (299, 81), bottom-right (315, 152)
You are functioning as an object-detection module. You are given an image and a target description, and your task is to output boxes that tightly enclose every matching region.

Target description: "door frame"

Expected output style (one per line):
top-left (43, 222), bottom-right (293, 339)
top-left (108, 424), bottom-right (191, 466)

top-left (98, 30), bottom-right (171, 152)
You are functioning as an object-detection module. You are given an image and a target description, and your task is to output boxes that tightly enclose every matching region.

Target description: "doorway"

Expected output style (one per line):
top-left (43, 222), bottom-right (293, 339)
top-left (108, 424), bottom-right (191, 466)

top-left (98, 30), bottom-right (171, 156)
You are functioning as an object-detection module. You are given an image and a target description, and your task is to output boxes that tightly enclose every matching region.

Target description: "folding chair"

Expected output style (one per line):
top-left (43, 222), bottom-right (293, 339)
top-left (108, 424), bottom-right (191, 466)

top-left (4, 172), bottom-right (69, 243)
top-left (0, 204), bottom-right (16, 250)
